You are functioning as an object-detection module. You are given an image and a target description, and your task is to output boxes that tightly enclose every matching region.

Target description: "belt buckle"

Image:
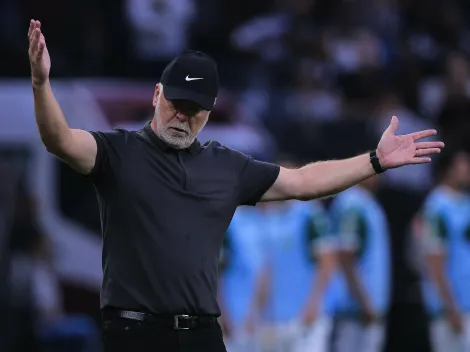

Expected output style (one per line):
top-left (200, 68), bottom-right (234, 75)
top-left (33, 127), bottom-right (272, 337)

top-left (174, 314), bottom-right (191, 330)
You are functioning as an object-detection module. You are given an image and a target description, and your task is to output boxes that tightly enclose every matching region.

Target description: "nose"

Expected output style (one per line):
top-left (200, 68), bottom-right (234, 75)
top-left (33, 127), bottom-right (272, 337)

top-left (175, 111), bottom-right (189, 122)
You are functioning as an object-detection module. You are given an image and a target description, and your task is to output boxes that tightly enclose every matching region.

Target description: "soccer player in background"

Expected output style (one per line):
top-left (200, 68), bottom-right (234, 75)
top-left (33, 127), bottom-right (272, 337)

top-left (419, 149), bottom-right (470, 352)
top-left (254, 160), bottom-right (337, 352)
top-left (219, 205), bottom-right (268, 352)
top-left (329, 175), bottom-right (391, 352)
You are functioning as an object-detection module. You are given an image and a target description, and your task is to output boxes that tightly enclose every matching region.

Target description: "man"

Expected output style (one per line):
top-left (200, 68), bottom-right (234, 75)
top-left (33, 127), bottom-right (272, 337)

top-left (329, 175), bottom-right (390, 352)
top-left (218, 205), bottom-right (266, 352)
top-left (256, 195), bottom-right (336, 352)
top-left (28, 18), bottom-right (443, 352)
top-left (419, 150), bottom-right (470, 352)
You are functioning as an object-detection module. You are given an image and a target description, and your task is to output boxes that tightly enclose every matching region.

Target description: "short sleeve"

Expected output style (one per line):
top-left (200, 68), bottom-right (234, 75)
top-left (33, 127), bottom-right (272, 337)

top-left (87, 129), bottom-right (126, 181)
top-left (421, 209), bottom-right (448, 253)
top-left (238, 156), bottom-right (280, 206)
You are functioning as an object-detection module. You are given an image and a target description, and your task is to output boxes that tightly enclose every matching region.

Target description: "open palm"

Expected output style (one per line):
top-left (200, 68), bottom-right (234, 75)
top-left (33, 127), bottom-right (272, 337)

top-left (28, 20), bottom-right (51, 86)
top-left (376, 116), bottom-right (444, 170)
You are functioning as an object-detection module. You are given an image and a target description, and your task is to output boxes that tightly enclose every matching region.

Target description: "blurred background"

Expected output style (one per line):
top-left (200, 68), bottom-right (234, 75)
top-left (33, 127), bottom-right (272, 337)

top-left (1, 0), bottom-right (470, 351)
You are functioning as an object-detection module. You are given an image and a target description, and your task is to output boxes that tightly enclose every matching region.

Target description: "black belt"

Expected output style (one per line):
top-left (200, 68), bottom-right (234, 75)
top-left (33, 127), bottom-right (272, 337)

top-left (103, 309), bottom-right (218, 330)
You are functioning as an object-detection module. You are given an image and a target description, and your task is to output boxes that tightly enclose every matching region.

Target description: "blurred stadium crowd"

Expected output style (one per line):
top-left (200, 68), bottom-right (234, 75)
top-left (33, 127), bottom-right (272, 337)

top-left (1, 0), bottom-right (470, 351)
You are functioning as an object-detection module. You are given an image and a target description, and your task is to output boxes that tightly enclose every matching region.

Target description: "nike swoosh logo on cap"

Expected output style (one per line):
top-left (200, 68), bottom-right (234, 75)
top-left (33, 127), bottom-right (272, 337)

top-left (185, 75), bottom-right (204, 81)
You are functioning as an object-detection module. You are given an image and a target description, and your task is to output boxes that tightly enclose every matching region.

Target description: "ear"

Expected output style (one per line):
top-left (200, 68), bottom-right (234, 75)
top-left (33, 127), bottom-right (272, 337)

top-left (152, 83), bottom-right (161, 108)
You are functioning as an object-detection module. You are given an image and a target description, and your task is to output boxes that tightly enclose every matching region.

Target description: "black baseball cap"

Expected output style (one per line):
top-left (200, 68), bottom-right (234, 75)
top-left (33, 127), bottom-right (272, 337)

top-left (160, 50), bottom-right (219, 111)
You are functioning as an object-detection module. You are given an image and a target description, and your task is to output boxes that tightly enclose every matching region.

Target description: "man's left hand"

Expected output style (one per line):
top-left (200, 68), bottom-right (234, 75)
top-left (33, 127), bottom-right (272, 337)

top-left (376, 116), bottom-right (445, 170)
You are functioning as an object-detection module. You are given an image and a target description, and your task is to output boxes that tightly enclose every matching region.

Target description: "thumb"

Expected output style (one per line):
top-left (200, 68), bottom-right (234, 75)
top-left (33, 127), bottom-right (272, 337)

top-left (386, 116), bottom-right (399, 134)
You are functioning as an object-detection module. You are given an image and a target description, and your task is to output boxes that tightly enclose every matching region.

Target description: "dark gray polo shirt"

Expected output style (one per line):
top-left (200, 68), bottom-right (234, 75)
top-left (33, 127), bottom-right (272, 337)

top-left (88, 121), bottom-right (280, 316)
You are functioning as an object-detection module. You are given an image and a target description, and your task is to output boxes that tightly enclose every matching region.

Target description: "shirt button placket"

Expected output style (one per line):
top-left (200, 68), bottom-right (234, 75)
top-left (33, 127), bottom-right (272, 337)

top-left (178, 151), bottom-right (190, 190)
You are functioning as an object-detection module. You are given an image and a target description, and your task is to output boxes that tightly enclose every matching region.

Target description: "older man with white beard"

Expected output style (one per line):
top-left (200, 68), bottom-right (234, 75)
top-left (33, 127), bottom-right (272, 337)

top-left (28, 18), bottom-right (444, 352)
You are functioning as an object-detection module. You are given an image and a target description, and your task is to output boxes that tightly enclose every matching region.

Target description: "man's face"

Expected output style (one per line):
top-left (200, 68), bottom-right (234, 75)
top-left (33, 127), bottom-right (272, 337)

top-left (152, 84), bottom-right (210, 149)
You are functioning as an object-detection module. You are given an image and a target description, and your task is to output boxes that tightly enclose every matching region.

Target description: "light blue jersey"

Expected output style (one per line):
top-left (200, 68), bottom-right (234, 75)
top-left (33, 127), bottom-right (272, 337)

top-left (329, 186), bottom-right (390, 317)
top-left (220, 206), bottom-right (266, 327)
top-left (420, 186), bottom-right (470, 315)
top-left (262, 200), bottom-right (336, 323)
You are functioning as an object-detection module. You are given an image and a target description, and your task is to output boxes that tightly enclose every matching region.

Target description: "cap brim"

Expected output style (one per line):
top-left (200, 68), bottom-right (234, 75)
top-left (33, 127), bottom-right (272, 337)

top-left (163, 86), bottom-right (215, 111)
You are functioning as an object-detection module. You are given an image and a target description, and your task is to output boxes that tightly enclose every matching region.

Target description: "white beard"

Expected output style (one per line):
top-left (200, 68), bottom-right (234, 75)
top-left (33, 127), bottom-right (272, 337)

top-left (154, 96), bottom-right (208, 150)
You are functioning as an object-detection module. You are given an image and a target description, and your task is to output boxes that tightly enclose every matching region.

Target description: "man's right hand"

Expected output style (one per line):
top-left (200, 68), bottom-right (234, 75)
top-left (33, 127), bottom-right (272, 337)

top-left (28, 19), bottom-right (51, 87)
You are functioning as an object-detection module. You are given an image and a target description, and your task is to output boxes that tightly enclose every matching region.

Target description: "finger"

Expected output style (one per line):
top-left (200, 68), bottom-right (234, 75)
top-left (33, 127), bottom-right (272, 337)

top-left (37, 41), bottom-right (46, 60)
top-left (410, 129), bottom-right (437, 141)
top-left (415, 141), bottom-right (445, 149)
top-left (416, 148), bottom-right (441, 157)
top-left (31, 28), bottom-right (41, 56)
top-left (30, 21), bottom-right (41, 43)
top-left (29, 23), bottom-right (36, 45)
top-left (411, 157), bottom-right (432, 164)
top-left (29, 20), bottom-right (37, 39)
top-left (385, 116), bottom-right (399, 134)
top-left (28, 19), bottom-right (34, 38)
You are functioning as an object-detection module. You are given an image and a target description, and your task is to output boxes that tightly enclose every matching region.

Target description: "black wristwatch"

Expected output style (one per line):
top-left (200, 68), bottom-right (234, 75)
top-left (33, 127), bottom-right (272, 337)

top-left (369, 150), bottom-right (386, 174)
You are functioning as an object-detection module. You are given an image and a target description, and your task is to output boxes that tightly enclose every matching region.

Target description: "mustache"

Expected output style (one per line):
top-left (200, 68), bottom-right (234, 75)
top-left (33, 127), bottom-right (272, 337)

top-left (168, 123), bottom-right (191, 133)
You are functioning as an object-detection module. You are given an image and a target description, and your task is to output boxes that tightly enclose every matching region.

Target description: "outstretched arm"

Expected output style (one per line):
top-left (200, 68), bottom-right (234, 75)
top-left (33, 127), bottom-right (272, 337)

top-left (261, 116), bottom-right (444, 202)
top-left (28, 20), bottom-right (98, 175)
